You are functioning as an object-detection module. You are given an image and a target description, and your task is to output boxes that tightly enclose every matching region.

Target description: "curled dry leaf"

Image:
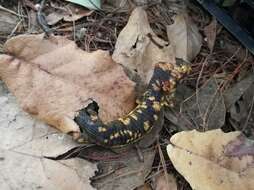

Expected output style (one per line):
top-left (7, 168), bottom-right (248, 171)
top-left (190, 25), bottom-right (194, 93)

top-left (167, 13), bottom-right (202, 62)
top-left (112, 7), bottom-right (175, 85)
top-left (0, 34), bottom-right (135, 136)
top-left (46, 4), bottom-right (93, 25)
top-left (167, 129), bottom-right (254, 190)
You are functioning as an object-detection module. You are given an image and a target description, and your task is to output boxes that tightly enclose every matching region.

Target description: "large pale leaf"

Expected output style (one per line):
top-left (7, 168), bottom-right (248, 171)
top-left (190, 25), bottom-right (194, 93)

top-left (167, 13), bottom-right (202, 62)
top-left (167, 129), bottom-right (254, 190)
top-left (0, 82), bottom-right (97, 190)
top-left (0, 34), bottom-right (135, 136)
top-left (112, 7), bottom-right (175, 85)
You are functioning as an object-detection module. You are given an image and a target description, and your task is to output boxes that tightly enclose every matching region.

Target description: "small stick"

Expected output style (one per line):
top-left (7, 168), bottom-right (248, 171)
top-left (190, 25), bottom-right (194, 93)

top-left (36, 0), bottom-right (52, 36)
top-left (0, 5), bottom-right (26, 17)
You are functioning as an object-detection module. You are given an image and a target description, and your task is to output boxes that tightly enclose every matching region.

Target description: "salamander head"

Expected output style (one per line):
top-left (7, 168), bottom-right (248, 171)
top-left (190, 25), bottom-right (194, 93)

top-left (150, 62), bottom-right (191, 93)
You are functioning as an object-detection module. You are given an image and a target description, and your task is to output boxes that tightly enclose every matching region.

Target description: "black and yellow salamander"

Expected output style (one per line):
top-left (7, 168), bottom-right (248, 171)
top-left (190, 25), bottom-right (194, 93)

top-left (74, 61), bottom-right (191, 148)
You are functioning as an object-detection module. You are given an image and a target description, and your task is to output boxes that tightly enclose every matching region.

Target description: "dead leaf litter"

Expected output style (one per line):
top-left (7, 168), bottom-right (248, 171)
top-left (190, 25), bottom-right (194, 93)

top-left (0, 1), bottom-right (253, 190)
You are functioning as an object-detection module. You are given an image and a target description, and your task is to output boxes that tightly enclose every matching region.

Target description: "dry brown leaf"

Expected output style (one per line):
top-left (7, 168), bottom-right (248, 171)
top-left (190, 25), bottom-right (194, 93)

top-left (167, 13), bottom-right (202, 62)
top-left (0, 84), bottom-right (97, 190)
top-left (154, 173), bottom-right (177, 190)
top-left (0, 8), bottom-right (19, 35)
top-left (93, 148), bottom-right (155, 190)
top-left (0, 34), bottom-right (135, 136)
top-left (46, 4), bottom-right (93, 25)
top-left (112, 7), bottom-right (175, 84)
top-left (136, 183), bottom-right (152, 190)
top-left (167, 129), bottom-right (254, 190)
top-left (102, 0), bottom-right (130, 12)
top-left (204, 18), bottom-right (217, 52)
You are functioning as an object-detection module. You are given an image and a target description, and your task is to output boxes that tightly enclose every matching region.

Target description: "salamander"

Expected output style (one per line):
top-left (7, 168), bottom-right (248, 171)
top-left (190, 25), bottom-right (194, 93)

top-left (74, 61), bottom-right (191, 148)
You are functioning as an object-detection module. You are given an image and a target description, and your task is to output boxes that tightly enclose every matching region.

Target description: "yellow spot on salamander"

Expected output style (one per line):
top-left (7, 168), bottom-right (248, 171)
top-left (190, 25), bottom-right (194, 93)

top-left (128, 130), bottom-right (133, 137)
top-left (169, 78), bottom-right (176, 86)
top-left (161, 101), bottom-right (169, 106)
top-left (98, 127), bottom-right (107, 132)
top-left (110, 135), bottom-right (114, 140)
top-left (152, 83), bottom-right (160, 91)
top-left (118, 117), bottom-right (131, 125)
top-left (130, 114), bottom-right (138, 121)
top-left (144, 121), bottom-right (150, 131)
top-left (120, 130), bottom-right (124, 136)
top-left (114, 132), bottom-right (120, 138)
top-left (148, 96), bottom-right (155, 101)
top-left (136, 109), bottom-right (142, 114)
top-left (153, 115), bottom-right (158, 121)
top-left (140, 104), bottom-right (148, 109)
top-left (152, 101), bottom-right (161, 112)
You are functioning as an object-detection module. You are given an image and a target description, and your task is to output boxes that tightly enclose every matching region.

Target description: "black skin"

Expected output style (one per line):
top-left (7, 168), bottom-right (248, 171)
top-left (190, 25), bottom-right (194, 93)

top-left (74, 62), bottom-right (190, 148)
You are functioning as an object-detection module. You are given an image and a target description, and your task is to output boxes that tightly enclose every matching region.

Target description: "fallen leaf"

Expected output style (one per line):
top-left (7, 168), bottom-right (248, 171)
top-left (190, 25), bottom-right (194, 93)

top-left (92, 148), bottom-right (155, 190)
top-left (102, 0), bottom-right (130, 12)
top-left (181, 78), bottom-right (226, 130)
top-left (224, 74), bottom-right (254, 109)
top-left (167, 129), bottom-right (254, 190)
top-left (136, 184), bottom-right (152, 190)
top-left (154, 172), bottom-right (177, 190)
top-left (65, 0), bottom-right (101, 10)
top-left (112, 7), bottom-right (175, 85)
top-left (224, 73), bottom-right (254, 137)
top-left (222, 0), bottom-right (237, 7)
top-left (46, 4), bottom-right (93, 25)
top-left (204, 18), bottom-right (217, 52)
top-left (0, 34), bottom-right (135, 136)
top-left (0, 82), bottom-right (97, 190)
top-left (0, 8), bottom-right (19, 35)
top-left (164, 84), bottom-right (195, 130)
top-left (167, 13), bottom-right (202, 62)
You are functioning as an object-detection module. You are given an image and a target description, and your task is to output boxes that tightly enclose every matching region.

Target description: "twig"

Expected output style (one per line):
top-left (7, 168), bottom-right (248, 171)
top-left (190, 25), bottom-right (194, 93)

top-left (157, 139), bottom-right (170, 190)
top-left (242, 93), bottom-right (254, 132)
top-left (195, 58), bottom-right (206, 130)
top-left (8, 20), bottom-right (22, 38)
top-left (36, 0), bottom-right (52, 36)
top-left (221, 48), bottom-right (248, 90)
top-left (0, 5), bottom-right (27, 17)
